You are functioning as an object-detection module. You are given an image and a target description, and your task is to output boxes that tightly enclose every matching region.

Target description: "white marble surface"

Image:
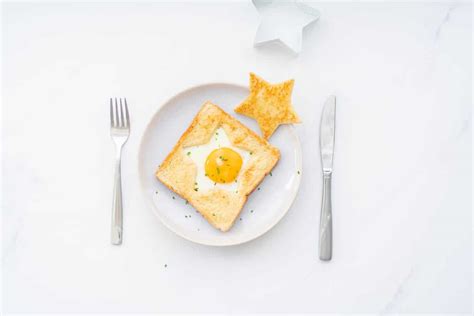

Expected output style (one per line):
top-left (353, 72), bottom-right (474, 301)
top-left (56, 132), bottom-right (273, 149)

top-left (2, 1), bottom-right (472, 314)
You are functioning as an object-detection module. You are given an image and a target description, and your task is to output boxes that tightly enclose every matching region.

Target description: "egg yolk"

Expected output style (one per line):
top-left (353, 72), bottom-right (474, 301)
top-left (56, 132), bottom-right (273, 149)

top-left (205, 147), bottom-right (243, 184)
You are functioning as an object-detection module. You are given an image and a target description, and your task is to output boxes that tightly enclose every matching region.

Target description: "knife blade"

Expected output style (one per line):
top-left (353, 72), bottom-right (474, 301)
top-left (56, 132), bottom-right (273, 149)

top-left (320, 95), bottom-right (336, 173)
top-left (319, 95), bottom-right (336, 261)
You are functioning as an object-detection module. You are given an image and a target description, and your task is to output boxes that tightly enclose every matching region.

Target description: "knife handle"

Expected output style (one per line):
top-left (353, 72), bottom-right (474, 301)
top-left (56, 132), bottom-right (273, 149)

top-left (319, 172), bottom-right (332, 261)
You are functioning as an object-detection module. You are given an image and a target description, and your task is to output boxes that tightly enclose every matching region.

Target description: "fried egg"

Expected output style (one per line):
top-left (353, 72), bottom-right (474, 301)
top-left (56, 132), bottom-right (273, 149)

top-left (184, 127), bottom-right (251, 192)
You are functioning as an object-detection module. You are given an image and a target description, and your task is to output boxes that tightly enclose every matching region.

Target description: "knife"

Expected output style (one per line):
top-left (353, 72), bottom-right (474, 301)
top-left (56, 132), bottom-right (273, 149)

top-left (319, 95), bottom-right (336, 261)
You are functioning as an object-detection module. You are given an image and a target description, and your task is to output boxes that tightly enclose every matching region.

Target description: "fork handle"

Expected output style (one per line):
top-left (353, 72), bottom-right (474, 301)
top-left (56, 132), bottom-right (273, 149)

top-left (111, 149), bottom-right (123, 245)
top-left (319, 172), bottom-right (332, 260)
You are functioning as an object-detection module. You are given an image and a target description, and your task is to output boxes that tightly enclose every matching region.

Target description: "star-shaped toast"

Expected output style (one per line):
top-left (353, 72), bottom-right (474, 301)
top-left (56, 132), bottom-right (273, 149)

top-left (235, 73), bottom-right (300, 139)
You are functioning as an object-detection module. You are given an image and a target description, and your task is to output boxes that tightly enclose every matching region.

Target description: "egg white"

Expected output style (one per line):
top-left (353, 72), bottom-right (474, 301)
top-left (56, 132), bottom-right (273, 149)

top-left (183, 127), bottom-right (251, 192)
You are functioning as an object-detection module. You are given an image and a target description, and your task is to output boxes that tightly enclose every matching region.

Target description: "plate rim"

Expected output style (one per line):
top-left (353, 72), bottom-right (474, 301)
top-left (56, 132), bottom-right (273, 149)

top-left (137, 82), bottom-right (303, 246)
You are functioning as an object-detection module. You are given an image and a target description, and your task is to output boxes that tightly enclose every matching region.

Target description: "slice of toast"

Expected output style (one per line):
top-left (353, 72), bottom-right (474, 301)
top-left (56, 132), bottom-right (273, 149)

top-left (156, 102), bottom-right (280, 232)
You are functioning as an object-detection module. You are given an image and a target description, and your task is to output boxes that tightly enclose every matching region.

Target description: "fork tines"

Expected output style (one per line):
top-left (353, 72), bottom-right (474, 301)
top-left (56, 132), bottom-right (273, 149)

top-left (110, 98), bottom-right (130, 128)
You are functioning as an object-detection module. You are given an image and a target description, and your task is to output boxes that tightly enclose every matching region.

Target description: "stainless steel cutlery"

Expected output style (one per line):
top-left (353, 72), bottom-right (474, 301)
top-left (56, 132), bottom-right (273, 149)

top-left (109, 98), bottom-right (130, 245)
top-left (319, 95), bottom-right (336, 261)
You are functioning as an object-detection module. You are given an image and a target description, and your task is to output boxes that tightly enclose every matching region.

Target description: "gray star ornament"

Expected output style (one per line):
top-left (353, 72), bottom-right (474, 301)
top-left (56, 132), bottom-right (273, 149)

top-left (253, 0), bottom-right (320, 54)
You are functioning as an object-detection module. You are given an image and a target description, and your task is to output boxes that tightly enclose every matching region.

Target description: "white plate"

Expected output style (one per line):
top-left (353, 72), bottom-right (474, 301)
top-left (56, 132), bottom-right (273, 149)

top-left (138, 83), bottom-right (302, 246)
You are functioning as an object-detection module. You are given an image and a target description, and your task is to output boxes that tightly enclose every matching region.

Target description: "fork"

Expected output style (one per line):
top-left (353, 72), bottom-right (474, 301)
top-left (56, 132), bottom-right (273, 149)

top-left (110, 98), bottom-right (130, 245)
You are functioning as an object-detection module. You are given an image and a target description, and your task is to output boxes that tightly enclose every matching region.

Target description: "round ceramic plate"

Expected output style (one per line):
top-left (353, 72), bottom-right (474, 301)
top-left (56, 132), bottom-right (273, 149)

top-left (138, 83), bottom-right (302, 246)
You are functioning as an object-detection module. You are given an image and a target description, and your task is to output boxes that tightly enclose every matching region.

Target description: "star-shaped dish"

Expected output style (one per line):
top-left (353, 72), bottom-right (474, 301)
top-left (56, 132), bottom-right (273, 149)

top-left (253, 0), bottom-right (320, 54)
top-left (235, 73), bottom-right (300, 139)
top-left (156, 102), bottom-right (280, 231)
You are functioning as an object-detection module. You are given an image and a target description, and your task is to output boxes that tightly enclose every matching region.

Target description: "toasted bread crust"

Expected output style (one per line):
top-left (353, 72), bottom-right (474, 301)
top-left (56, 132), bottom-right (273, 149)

top-left (156, 102), bottom-right (280, 232)
top-left (235, 73), bottom-right (301, 139)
